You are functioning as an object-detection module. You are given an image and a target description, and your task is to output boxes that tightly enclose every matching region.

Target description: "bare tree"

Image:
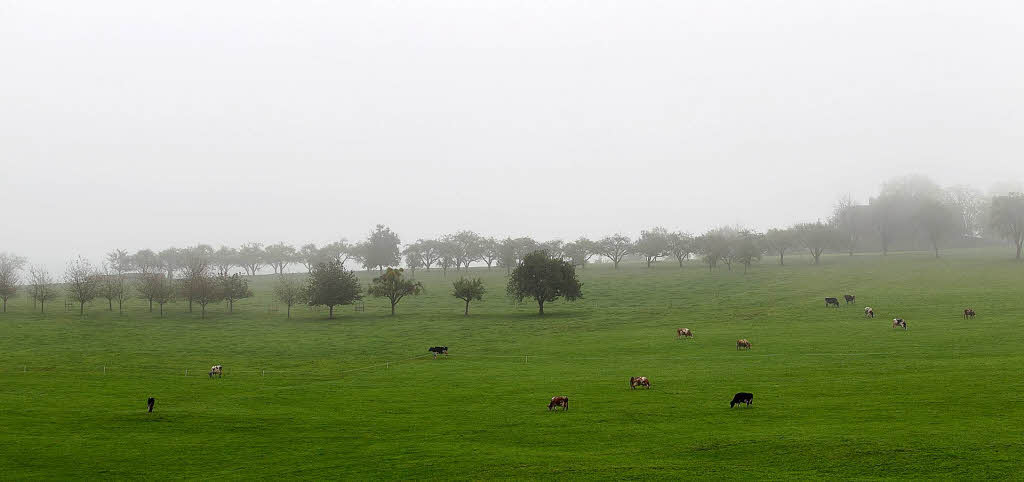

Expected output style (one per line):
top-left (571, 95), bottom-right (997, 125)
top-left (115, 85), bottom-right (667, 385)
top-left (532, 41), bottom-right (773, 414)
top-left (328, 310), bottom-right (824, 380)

top-left (990, 193), bottom-right (1024, 259)
top-left (64, 256), bottom-right (100, 315)
top-left (479, 237), bottom-right (501, 269)
top-left (0, 253), bottom-right (27, 313)
top-left (98, 264), bottom-right (124, 312)
top-left (28, 266), bottom-right (58, 314)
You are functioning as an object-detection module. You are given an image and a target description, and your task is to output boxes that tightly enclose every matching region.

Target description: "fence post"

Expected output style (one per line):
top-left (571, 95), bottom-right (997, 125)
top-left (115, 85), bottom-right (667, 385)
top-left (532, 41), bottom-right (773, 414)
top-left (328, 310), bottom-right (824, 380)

top-left (185, 369), bottom-right (189, 376)
top-left (103, 365), bottom-right (106, 375)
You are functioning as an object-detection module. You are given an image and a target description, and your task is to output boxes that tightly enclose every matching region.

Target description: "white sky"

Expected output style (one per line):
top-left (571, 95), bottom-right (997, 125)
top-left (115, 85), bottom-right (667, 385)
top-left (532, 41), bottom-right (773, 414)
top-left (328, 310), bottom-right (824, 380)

top-left (3, 1), bottom-right (1023, 272)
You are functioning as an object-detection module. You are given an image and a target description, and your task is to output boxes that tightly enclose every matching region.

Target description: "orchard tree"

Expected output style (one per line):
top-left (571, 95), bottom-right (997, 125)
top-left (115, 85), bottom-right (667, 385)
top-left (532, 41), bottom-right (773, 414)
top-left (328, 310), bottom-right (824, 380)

top-left (273, 277), bottom-right (304, 319)
top-left (28, 266), bottom-right (58, 314)
top-left (98, 264), bottom-right (131, 314)
top-left (402, 243), bottom-right (425, 277)
top-left (131, 249), bottom-right (161, 274)
top-left (304, 260), bottom-right (362, 319)
top-left (264, 242), bottom-right (297, 274)
top-left (136, 272), bottom-right (163, 312)
top-left (157, 247), bottom-right (184, 279)
top-left (358, 225), bottom-right (402, 272)
top-left (192, 272), bottom-right (221, 319)
top-left (220, 273), bottom-right (253, 313)
top-left (916, 200), bottom-right (959, 258)
top-left (990, 193), bottom-right (1024, 259)
top-left (480, 237), bottom-right (501, 269)
top-left (538, 240), bottom-right (565, 261)
top-left (151, 275), bottom-right (175, 318)
top-left (733, 230), bottom-right (765, 273)
top-left (451, 277), bottom-right (486, 315)
top-left (64, 256), bottom-right (100, 315)
top-left (212, 246), bottom-right (239, 276)
top-left (106, 249), bottom-right (133, 274)
top-left (764, 227), bottom-right (797, 265)
top-left (635, 227), bottom-right (670, 268)
top-left (453, 230), bottom-right (483, 270)
top-left (321, 240), bottom-right (354, 267)
top-left (368, 268), bottom-right (423, 315)
top-left (598, 234), bottom-right (633, 269)
top-left (298, 244), bottom-right (321, 272)
top-left (794, 222), bottom-right (838, 265)
top-left (666, 232), bottom-right (693, 268)
top-left (238, 242), bottom-right (265, 275)
top-left (0, 253), bottom-right (26, 313)
top-left (498, 238), bottom-right (518, 274)
top-left (506, 250), bottom-right (583, 315)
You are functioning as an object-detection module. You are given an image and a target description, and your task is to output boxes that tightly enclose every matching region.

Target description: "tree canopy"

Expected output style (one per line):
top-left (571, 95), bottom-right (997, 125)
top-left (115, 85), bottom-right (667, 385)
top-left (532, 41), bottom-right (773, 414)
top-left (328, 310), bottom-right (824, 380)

top-left (304, 260), bottom-right (362, 319)
top-left (506, 250), bottom-right (583, 315)
top-left (368, 268), bottom-right (423, 315)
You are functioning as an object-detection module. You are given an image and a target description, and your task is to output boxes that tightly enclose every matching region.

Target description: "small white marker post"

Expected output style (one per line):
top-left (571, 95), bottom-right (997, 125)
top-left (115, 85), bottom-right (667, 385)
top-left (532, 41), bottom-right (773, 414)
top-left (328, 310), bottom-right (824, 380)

top-left (103, 365), bottom-right (106, 375)
top-left (262, 369), bottom-right (265, 377)
top-left (23, 366), bottom-right (26, 373)
top-left (386, 361), bottom-right (389, 370)
top-left (185, 369), bottom-right (189, 376)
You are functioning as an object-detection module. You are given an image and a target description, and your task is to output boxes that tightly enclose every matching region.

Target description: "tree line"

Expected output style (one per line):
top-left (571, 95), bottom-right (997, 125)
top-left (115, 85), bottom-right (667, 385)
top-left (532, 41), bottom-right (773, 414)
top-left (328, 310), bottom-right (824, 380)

top-left (2, 175), bottom-right (1024, 317)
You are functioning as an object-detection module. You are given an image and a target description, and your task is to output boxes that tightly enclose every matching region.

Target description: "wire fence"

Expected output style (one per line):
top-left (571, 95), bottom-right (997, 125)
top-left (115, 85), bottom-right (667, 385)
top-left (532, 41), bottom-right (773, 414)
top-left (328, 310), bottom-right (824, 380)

top-left (0, 351), bottom-right (897, 378)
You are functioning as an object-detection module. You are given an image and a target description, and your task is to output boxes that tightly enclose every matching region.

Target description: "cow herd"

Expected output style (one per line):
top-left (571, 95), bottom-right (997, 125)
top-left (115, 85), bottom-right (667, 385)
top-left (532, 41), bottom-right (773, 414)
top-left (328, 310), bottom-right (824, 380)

top-left (828, 294), bottom-right (977, 332)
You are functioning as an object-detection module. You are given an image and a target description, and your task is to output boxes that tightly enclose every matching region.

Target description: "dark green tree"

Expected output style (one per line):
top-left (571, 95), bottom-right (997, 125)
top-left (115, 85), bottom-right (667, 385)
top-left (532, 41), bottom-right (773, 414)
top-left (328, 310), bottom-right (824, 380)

top-left (368, 268), bottom-right (423, 315)
top-left (451, 277), bottom-right (486, 315)
top-left (506, 250), bottom-right (583, 315)
top-left (304, 260), bottom-right (362, 319)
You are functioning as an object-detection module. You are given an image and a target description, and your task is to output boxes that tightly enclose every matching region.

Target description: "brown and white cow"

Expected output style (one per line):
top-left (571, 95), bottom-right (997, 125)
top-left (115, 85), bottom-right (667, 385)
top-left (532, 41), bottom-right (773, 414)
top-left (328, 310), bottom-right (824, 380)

top-left (677, 328), bottom-right (693, 339)
top-left (892, 318), bottom-right (907, 330)
top-left (630, 376), bottom-right (651, 389)
top-left (864, 307), bottom-right (874, 318)
top-left (548, 396), bottom-right (569, 411)
top-left (736, 339), bottom-right (752, 350)
top-left (963, 308), bottom-right (976, 319)
top-left (209, 365), bottom-right (223, 378)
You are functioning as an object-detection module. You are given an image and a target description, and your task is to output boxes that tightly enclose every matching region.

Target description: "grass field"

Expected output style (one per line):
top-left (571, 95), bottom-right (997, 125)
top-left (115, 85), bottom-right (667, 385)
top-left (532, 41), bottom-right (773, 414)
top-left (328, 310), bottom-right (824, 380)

top-left (2, 250), bottom-right (1023, 479)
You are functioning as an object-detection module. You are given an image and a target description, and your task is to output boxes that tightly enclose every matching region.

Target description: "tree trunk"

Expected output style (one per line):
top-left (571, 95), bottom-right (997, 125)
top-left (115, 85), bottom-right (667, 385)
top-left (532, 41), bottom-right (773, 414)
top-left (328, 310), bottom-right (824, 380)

top-left (537, 299), bottom-right (544, 315)
top-left (779, 250), bottom-right (785, 265)
top-left (149, 299), bottom-right (153, 312)
top-left (41, 300), bottom-right (45, 314)
top-left (329, 305), bottom-right (334, 319)
top-left (159, 304), bottom-right (164, 317)
top-left (201, 305), bottom-right (206, 319)
top-left (646, 258), bottom-right (651, 268)
top-left (229, 300), bottom-right (233, 313)
top-left (108, 300), bottom-right (112, 311)
top-left (464, 300), bottom-right (470, 316)
top-left (390, 302), bottom-right (396, 315)
top-left (613, 259), bottom-right (620, 269)
top-left (2, 298), bottom-right (6, 312)
top-left (79, 302), bottom-right (84, 315)
top-left (1017, 239), bottom-right (1022, 259)
top-left (188, 300), bottom-right (193, 312)
top-left (287, 305), bottom-right (291, 319)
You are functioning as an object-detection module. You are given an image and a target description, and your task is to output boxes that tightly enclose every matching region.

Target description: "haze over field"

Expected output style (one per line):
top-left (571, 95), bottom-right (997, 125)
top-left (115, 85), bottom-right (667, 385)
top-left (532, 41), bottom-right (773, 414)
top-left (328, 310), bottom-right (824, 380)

top-left (3, 1), bottom-right (1024, 272)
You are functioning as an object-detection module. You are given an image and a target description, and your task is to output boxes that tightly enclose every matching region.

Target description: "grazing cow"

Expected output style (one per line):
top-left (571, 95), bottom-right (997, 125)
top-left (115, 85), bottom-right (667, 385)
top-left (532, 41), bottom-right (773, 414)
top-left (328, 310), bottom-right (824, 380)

top-left (963, 308), bottom-right (976, 319)
top-left (864, 307), bottom-right (874, 318)
top-left (893, 318), bottom-right (907, 330)
top-left (730, 392), bottom-right (754, 408)
top-left (844, 294), bottom-right (855, 304)
top-left (428, 346), bottom-right (448, 359)
top-left (209, 365), bottom-right (223, 378)
top-left (825, 297), bottom-right (840, 308)
top-left (736, 339), bottom-right (752, 350)
top-left (677, 328), bottom-right (693, 339)
top-left (147, 397), bottom-right (155, 413)
top-left (630, 376), bottom-right (651, 389)
top-left (548, 396), bottom-right (569, 411)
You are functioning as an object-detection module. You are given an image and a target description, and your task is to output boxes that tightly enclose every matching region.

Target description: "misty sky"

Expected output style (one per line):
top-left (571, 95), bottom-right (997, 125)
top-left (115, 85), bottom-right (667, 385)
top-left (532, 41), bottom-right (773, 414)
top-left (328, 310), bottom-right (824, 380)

top-left (3, 1), bottom-right (1024, 272)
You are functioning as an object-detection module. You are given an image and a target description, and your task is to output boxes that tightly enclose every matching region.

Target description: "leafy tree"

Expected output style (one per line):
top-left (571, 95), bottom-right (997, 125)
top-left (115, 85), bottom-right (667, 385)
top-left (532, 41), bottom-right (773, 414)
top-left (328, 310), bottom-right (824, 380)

top-left (437, 236), bottom-right (460, 277)
top-left (178, 251), bottom-right (211, 312)
top-left (131, 249), bottom-right (161, 274)
top-left (359, 224), bottom-right (401, 272)
top-left (64, 256), bottom-right (100, 315)
top-left (635, 227), bottom-right (670, 268)
top-left (830, 195), bottom-right (863, 256)
top-left (192, 272), bottom-right (221, 319)
top-left (402, 243), bottom-right (425, 277)
top-left (28, 266), bottom-right (58, 314)
top-left (368, 268), bottom-right (423, 315)
top-left (666, 232), bottom-right (693, 268)
top-left (0, 253), bottom-right (26, 313)
top-left (273, 277), bottom-right (304, 319)
top-left (765, 227), bottom-right (797, 265)
top-left (212, 246), bottom-right (239, 276)
top-left (598, 234), bottom-right (633, 269)
top-left (298, 243), bottom-right (321, 272)
top-left (220, 273), bottom-right (253, 313)
top-left (794, 222), bottom-right (838, 265)
top-left (321, 239), bottom-right (353, 267)
top-left (990, 193), bottom-right (1024, 259)
top-left (264, 242), bottom-right (297, 274)
top-left (151, 275), bottom-right (175, 318)
top-left (238, 242), bottom-right (265, 275)
top-left (479, 237), bottom-right (501, 269)
top-left (106, 249), bottom-right (133, 274)
top-left (451, 277), bottom-right (486, 315)
top-left (304, 260), bottom-right (362, 319)
top-left (506, 250), bottom-right (583, 315)
top-left (733, 230), bottom-right (765, 273)
top-left (695, 228), bottom-right (734, 271)
top-left (453, 230), bottom-right (484, 270)
top-left (916, 200), bottom-right (959, 258)
top-left (538, 240), bottom-right (565, 261)
top-left (498, 237), bottom-right (518, 274)
top-left (157, 247), bottom-right (185, 279)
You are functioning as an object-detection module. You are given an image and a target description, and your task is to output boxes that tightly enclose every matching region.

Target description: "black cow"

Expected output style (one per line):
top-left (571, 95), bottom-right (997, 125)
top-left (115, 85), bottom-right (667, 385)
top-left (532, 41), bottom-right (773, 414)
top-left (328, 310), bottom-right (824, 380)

top-left (730, 392), bottom-right (754, 408)
top-left (147, 397), bottom-right (155, 413)
top-left (428, 346), bottom-right (448, 359)
top-left (825, 297), bottom-right (840, 308)
top-left (844, 294), bottom-right (855, 304)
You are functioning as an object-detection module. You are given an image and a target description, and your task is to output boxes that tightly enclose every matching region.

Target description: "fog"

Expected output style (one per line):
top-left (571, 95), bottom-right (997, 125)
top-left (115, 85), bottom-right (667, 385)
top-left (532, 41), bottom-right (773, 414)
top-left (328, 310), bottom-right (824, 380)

top-left (3, 1), bottom-right (1023, 272)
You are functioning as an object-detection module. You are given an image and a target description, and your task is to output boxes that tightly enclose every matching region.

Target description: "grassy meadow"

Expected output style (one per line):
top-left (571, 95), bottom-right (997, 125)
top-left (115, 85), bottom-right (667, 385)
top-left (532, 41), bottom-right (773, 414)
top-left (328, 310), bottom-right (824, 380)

top-left (1, 249), bottom-right (1023, 479)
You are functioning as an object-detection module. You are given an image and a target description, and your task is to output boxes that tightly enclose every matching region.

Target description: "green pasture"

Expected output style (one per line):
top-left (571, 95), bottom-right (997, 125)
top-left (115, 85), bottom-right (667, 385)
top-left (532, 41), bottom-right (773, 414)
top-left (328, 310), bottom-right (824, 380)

top-left (1, 250), bottom-right (1022, 479)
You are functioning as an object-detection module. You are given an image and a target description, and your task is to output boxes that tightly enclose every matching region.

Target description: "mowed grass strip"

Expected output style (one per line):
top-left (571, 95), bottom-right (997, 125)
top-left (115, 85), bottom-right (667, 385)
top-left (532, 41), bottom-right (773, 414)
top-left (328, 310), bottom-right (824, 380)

top-left (1, 249), bottom-right (1023, 479)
